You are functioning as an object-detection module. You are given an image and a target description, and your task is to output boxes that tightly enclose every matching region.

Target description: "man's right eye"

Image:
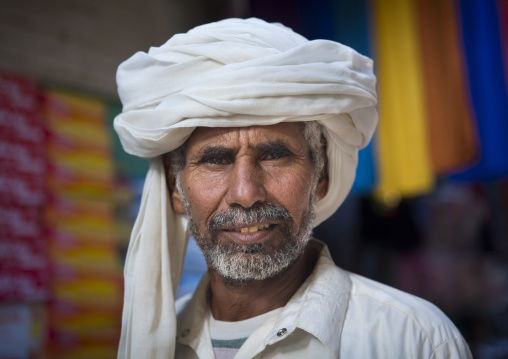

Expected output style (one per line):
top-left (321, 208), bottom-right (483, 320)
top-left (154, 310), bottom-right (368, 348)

top-left (197, 154), bottom-right (233, 166)
top-left (205, 156), bottom-right (231, 165)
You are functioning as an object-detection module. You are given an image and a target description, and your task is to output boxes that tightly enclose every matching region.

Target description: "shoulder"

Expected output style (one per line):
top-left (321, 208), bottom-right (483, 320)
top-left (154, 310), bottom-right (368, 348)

top-left (340, 271), bottom-right (472, 358)
top-left (348, 271), bottom-right (450, 325)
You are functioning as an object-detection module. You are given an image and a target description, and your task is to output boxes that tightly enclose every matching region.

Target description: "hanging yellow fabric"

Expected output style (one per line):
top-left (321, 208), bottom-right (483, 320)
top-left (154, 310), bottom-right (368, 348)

top-left (372, 0), bottom-right (434, 203)
top-left (415, 0), bottom-right (477, 175)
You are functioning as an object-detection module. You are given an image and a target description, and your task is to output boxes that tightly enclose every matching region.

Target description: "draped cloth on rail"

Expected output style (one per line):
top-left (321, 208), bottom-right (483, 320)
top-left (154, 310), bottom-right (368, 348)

top-left (415, 0), bottom-right (477, 175)
top-left (453, 0), bottom-right (508, 180)
top-left (372, 0), bottom-right (433, 201)
top-left (113, 18), bottom-right (378, 358)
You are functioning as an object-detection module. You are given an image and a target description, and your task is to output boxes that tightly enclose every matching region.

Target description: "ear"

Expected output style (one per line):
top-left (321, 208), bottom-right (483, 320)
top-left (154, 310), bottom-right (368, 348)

top-left (316, 168), bottom-right (328, 201)
top-left (163, 154), bottom-right (186, 214)
top-left (315, 139), bottom-right (329, 201)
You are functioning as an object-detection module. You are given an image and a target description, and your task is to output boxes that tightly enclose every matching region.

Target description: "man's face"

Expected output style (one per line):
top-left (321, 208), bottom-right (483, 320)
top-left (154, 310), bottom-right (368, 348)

top-left (171, 122), bottom-right (325, 283)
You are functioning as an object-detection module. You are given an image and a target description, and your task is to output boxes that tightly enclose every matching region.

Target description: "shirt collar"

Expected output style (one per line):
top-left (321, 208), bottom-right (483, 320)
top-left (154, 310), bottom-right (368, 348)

top-left (274, 242), bottom-right (351, 355)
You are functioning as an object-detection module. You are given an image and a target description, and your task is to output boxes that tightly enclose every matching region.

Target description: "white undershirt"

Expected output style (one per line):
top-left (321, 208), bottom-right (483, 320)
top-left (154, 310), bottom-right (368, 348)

top-left (209, 307), bottom-right (282, 359)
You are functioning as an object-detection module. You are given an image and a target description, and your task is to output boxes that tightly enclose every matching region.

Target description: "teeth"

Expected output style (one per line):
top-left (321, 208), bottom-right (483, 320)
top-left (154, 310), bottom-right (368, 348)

top-left (235, 224), bottom-right (270, 232)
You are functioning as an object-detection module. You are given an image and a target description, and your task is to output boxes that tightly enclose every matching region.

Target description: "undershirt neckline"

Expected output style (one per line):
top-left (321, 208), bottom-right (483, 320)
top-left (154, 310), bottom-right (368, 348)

top-left (209, 307), bottom-right (283, 340)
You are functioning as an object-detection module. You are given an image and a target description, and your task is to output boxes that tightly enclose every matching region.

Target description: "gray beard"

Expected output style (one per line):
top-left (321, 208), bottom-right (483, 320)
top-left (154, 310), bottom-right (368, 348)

top-left (187, 203), bottom-right (315, 284)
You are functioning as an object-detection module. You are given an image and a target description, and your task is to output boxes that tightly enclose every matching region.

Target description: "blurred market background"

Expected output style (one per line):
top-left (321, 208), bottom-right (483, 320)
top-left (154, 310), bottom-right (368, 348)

top-left (0, 0), bottom-right (507, 358)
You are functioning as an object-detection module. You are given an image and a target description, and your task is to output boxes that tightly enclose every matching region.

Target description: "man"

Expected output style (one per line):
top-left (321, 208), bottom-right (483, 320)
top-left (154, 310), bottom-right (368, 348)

top-left (114, 18), bottom-right (472, 358)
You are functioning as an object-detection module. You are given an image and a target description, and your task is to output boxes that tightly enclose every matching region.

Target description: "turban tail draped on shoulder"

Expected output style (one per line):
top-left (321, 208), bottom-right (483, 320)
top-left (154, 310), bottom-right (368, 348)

top-left (114, 18), bottom-right (377, 358)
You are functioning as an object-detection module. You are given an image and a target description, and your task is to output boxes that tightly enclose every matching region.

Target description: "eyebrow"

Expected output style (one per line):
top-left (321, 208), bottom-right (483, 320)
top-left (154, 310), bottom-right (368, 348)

top-left (195, 139), bottom-right (295, 163)
top-left (196, 146), bottom-right (235, 162)
top-left (254, 140), bottom-right (293, 155)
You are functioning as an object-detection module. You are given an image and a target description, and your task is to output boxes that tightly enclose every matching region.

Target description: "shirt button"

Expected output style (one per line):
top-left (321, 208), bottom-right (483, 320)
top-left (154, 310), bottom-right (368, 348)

top-left (277, 328), bottom-right (287, 337)
top-left (181, 329), bottom-right (190, 337)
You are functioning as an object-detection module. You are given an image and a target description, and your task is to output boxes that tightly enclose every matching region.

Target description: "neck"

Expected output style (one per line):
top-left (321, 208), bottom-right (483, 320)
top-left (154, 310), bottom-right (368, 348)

top-left (208, 240), bottom-right (322, 321)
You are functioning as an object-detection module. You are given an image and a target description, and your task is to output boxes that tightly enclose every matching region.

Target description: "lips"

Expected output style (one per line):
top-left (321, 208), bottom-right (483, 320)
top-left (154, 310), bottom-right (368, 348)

top-left (220, 223), bottom-right (274, 244)
top-left (233, 224), bottom-right (271, 233)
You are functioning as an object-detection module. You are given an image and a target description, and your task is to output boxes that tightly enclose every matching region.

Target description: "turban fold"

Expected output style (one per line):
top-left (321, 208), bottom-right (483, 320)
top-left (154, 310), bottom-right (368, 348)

top-left (114, 18), bottom-right (377, 358)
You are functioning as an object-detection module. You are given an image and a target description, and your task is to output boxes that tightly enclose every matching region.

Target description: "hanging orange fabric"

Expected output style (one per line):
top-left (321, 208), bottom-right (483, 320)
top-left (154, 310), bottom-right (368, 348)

top-left (372, 0), bottom-right (434, 202)
top-left (415, 0), bottom-right (478, 175)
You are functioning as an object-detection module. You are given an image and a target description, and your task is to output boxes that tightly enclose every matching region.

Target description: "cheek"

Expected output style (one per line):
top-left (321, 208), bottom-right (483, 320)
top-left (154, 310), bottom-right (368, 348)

top-left (181, 172), bottom-right (227, 223)
top-left (266, 169), bottom-right (315, 215)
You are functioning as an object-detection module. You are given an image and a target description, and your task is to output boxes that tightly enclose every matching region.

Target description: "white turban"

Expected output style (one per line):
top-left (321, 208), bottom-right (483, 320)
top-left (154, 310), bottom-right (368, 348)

top-left (114, 18), bottom-right (377, 358)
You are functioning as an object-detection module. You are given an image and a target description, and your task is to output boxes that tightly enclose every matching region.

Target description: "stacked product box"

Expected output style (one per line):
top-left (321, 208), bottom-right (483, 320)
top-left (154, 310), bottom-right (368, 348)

top-left (41, 88), bottom-right (122, 359)
top-left (0, 72), bottom-right (49, 359)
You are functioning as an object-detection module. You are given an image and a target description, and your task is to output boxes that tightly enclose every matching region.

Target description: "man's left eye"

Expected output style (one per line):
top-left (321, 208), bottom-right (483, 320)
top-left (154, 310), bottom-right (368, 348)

top-left (264, 151), bottom-right (288, 160)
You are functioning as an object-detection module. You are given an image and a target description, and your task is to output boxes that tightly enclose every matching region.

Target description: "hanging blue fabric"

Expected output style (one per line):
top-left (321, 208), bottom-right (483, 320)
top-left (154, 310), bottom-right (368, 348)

top-left (452, 0), bottom-right (508, 180)
top-left (298, 0), bottom-right (334, 41)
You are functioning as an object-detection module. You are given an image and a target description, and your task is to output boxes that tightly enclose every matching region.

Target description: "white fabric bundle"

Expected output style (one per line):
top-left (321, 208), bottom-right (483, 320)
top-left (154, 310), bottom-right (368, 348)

top-left (114, 18), bottom-right (377, 358)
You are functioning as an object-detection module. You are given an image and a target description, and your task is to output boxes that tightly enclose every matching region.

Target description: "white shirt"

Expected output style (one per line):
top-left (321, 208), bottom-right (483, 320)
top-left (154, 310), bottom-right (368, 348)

top-left (175, 242), bottom-right (473, 358)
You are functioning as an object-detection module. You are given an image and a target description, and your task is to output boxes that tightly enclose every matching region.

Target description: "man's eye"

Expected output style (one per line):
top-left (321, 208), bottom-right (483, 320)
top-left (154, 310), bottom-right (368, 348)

top-left (201, 156), bottom-right (231, 165)
top-left (196, 147), bottom-right (234, 166)
top-left (264, 151), bottom-right (289, 161)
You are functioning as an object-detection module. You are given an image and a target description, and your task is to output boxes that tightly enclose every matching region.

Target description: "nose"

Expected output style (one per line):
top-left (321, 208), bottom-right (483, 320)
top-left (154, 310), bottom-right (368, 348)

top-left (225, 158), bottom-right (266, 208)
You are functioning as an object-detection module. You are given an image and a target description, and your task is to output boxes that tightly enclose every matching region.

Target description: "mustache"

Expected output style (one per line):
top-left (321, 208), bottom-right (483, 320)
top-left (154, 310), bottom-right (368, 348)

top-left (208, 203), bottom-right (292, 231)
